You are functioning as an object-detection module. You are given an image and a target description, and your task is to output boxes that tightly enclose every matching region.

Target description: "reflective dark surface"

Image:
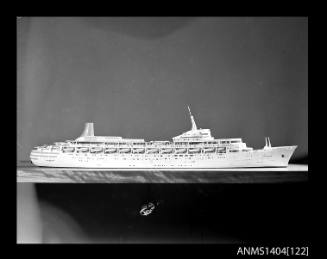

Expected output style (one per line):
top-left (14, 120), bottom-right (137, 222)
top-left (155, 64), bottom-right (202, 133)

top-left (30, 183), bottom-right (310, 243)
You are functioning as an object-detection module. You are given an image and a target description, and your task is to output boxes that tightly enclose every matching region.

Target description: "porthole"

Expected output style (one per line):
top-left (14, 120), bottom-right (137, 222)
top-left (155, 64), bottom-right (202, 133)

top-left (281, 154), bottom-right (285, 158)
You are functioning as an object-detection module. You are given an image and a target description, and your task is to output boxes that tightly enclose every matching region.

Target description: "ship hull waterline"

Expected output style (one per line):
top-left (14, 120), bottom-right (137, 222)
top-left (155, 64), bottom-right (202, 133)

top-left (30, 146), bottom-right (297, 169)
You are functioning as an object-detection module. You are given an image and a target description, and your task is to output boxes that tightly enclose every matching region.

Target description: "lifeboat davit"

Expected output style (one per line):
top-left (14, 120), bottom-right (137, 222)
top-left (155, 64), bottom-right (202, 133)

top-left (133, 148), bottom-right (145, 153)
top-left (90, 147), bottom-right (103, 153)
top-left (203, 147), bottom-right (215, 153)
top-left (161, 148), bottom-right (174, 154)
top-left (217, 147), bottom-right (226, 153)
top-left (147, 148), bottom-right (159, 154)
top-left (62, 147), bottom-right (75, 153)
top-left (76, 147), bottom-right (89, 153)
top-left (119, 148), bottom-right (131, 153)
top-left (175, 148), bottom-right (187, 154)
top-left (188, 148), bottom-right (201, 153)
top-left (104, 148), bottom-right (117, 154)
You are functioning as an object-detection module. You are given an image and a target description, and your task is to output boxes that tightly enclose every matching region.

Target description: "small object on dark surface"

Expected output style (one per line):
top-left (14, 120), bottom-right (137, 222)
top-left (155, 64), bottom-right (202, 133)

top-left (140, 201), bottom-right (160, 216)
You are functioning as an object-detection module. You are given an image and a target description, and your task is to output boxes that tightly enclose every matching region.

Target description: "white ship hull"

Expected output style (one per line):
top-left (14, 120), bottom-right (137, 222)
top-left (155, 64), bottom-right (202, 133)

top-left (30, 146), bottom-right (296, 169)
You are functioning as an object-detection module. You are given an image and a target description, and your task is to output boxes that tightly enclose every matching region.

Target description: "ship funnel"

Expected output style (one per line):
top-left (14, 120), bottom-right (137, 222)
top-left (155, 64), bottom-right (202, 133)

top-left (80, 122), bottom-right (94, 137)
top-left (187, 106), bottom-right (198, 131)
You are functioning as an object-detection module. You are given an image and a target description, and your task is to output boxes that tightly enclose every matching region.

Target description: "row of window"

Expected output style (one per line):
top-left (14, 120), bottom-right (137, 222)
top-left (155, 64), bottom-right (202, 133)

top-left (61, 140), bottom-right (242, 147)
top-left (61, 147), bottom-right (232, 154)
top-left (72, 153), bottom-right (228, 159)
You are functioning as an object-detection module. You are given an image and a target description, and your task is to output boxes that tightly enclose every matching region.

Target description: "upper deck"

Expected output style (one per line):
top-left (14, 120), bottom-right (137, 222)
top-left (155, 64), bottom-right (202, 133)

top-left (34, 107), bottom-right (252, 152)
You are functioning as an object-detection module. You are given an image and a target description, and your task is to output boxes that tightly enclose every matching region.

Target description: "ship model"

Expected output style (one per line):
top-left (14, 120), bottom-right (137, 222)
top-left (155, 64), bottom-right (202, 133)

top-left (30, 107), bottom-right (297, 168)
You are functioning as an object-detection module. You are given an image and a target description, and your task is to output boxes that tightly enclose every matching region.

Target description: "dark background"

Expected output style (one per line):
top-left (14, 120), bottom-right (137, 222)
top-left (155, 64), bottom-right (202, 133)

top-left (17, 17), bottom-right (308, 162)
top-left (35, 183), bottom-right (310, 243)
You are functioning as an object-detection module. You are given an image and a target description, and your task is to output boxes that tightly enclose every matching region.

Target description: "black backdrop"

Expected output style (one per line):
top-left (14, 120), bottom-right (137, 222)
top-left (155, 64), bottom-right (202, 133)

top-left (35, 183), bottom-right (310, 243)
top-left (17, 17), bottom-right (308, 163)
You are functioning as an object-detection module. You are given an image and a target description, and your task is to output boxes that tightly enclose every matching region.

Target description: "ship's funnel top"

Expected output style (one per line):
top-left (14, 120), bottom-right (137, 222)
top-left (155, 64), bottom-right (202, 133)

top-left (80, 122), bottom-right (94, 137)
top-left (188, 106), bottom-right (198, 131)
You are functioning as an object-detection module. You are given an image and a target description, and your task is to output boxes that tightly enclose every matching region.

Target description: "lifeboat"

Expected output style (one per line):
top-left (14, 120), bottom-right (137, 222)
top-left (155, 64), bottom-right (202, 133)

top-left (203, 147), bottom-right (215, 153)
top-left (175, 148), bottom-right (187, 154)
top-left (104, 148), bottom-right (117, 154)
top-left (119, 148), bottom-right (131, 153)
top-left (161, 148), bottom-right (174, 154)
top-left (90, 147), bottom-right (103, 153)
top-left (146, 148), bottom-right (159, 154)
top-left (188, 148), bottom-right (201, 153)
top-left (76, 147), bottom-right (89, 153)
top-left (133, 148), bottom-right (145, 153)
top-left (62, 147), bottom-right (75, 153)
top-left (217, 147), bottom-right (226, 153)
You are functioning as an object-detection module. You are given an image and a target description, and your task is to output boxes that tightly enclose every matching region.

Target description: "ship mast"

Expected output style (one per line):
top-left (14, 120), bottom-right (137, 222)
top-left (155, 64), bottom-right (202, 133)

top-left (188, 106), bottom-right (198, 131)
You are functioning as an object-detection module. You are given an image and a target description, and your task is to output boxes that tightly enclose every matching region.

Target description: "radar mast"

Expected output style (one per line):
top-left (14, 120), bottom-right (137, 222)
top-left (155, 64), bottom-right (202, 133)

top-left (187, 106), bottom-right (198, 131)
